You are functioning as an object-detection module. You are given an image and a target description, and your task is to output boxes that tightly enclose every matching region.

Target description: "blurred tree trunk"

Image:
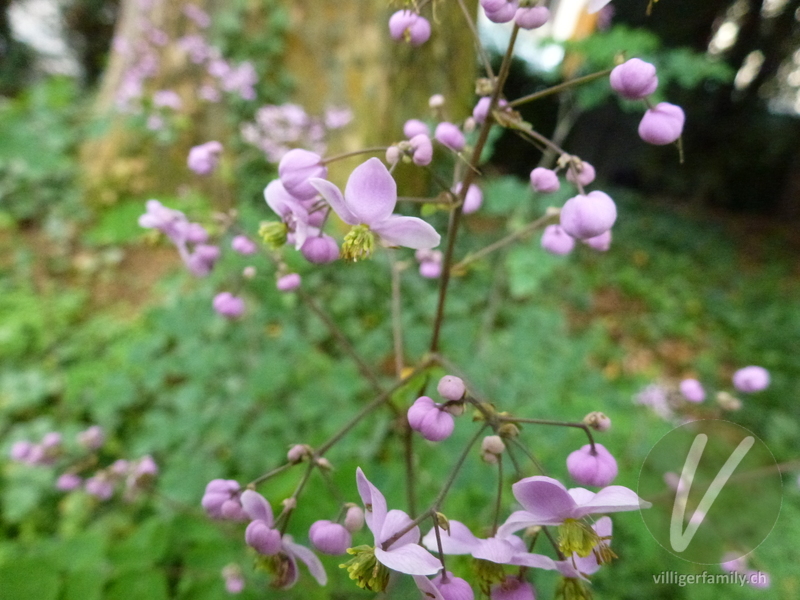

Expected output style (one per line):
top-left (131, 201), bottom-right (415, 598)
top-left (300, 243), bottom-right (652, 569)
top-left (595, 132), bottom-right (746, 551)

top-left (81, 0), bottom-right (480, 203)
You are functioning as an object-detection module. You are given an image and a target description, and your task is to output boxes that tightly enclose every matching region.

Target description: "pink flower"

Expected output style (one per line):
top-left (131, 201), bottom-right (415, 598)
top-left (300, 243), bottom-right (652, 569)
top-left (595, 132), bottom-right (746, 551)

top-left (638, 103), bottom-right (685, 145)
top-left (231, 235), bottom-right (257, 255)
top-left (416, 249), bottom-right (443, 278)
top-left (404, 119), bottom-right (430, 138)
top-left (309, 520), bottom-right (352, 555)
top-left (679, 378), bottom-right (706, 402)
top-left (515, 7), bottom-right (550, 29)
top-left (437, 375), bottom-right (465, 401)
top-left (213, 292), bottom-right (245, 318)
top-left (409, 133), bottom-right (434, 166)
top-left (264, 180), bottom-right (313, 249)
top-left (301, 235), bottom-right (339, 264)
top-left (565, 161), bottom-right (596, 186)
top-left (310, 158), bottom-right (440, 259)
top-left (582, 230), bottom-right (612, 252)
top-left (435, 122), bottom-right (466, 152)
top-left (491, 577), bottom-right (535, 600)
top-left (202, 479), bottom-right (248, 520)
top-left (388, 11), bottom-right (431, 46)
top-left (541, 225), bottom-right (575, 256)
top-left (559, 191), bottom-right (617, 240)
top-left (530, 167), bottom-right (560, 193)
top-left (77, 425), bottom-right (105, 450)
top-left (554, 517), bottom-right (613, 580)
top-left (453, 183), bottom-right (483, 214)
top-left (188, 141), bottom-right (223, 175)
top-left (413, 571), bottom-right (475, 600)
top-left (587, 0), bottom-right (613, 13)
top-left (354, 468), bottom-right (442, 576)
top-left (276, 273), bottom-right (301, 292)
top-left (610, 58), bottom-right (658, 100)
top-left (482, 0), bottom-right (518, 23)
top-left (473, 97), bottom-right (509, 124)
top-left (732, 366), bottom-right (770, 393)
top-left (407, 396), bottom-right (455, 441)
top-left (240, 490), bottom-right (327, 588)
top-left (497, 476), bottom-right (650, 537)
top-left (56, 473), bottom-right (82, 491)
top-left (278, 149), bottom-right (328, 201)
top-left (566, 444), bottom-right (619, 487)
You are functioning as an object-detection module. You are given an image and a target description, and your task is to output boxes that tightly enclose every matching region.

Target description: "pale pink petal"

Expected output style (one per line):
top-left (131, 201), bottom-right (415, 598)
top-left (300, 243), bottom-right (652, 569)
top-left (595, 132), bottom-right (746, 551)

top-left (587, 0), bottom-right (612, 13)
top-left (284, 538), bottom-right (328, 585)
top-left (421, 520), bottom-right (481, 555)
top-left (508, 551), bottom-right (559, 570)
top-left (375, 544), bottom-right (442, 575)
top-left (310, 178), bottom-right (359, 225)
top-left (472, 537), bottom-right (516, 564)
top-left (511, 476), bottom-right (575, 522)
top-left (555, 558), bottom-right (592, 581)
top-left (496, 510), bottom-right (563, 538)
top-left (413, 575), bottom-right (445, 600)
top-left (356, 468), bottom-right (387, 540)
top-left (573, 485), bottom-right (651, 518)
top-left (344, 158), bottom-right (397, 225)
top-left (594, 516), bottom-right (613, 540)
top-left (567, 487), bottom-right (595, 506)
top-left (240, 490), bottom-right (273, 525)
top-left (264, 180), bottom-right (304, 220)
top-left (380, 509), bottom-right (420, 549)
top-left (372, 215), bottom-right (441, 249)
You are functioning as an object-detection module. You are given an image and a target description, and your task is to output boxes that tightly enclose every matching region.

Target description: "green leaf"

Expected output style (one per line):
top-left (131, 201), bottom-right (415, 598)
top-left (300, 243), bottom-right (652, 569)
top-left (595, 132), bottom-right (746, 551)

top-left (106, 570), bottom-right (168, 600)
top-left (0, 557), bottom-right (60, 600)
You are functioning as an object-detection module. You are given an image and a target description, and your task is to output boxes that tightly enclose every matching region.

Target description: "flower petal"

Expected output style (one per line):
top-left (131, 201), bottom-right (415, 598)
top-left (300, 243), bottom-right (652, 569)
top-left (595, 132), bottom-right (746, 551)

top-left (496, 510), bottom-right (564, 538)
top-left (594, 516), bottom-right (613, 540)
top-left (283, 538), bottom-right (328, 586)
top-left (240, 490), bottom-right (273, 525)
top-left (587, 0), bottom-right (612, 14)
top-left (344, 158), bottom-right (397, 225)
top-left (264, 180), bottom-right (304, 220)
top-left (511, 476), bottom-right (575, 522)
top-left (310, 178), bottom-right (358, 225)
top-left (508, 551), bottom-right (558, 571)
top-left (573, 485), bottom-right (651, 518)
top-left (375, 544), bottom-right (442, 575)
top-left (472, 537), bottom-right (516, 564)
top-left (380, 509), bottom-right (419, 549)
top-left (567, 487), bottom-right (595, 506)
top-left (372, 215), bottom-right (441, 249)
top-left (421, 520), bottom-right (481, 555)
top-left (413, 575), bottom-right (445, 600)
top-left (356, 467), bottom-right (387, 541)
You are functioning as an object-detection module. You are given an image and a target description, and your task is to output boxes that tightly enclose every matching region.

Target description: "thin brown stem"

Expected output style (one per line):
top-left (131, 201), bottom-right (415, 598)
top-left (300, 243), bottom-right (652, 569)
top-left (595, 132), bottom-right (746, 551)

top-left (455, 0), bottom-right (495, 80)
top-left (321, 147), bottom-right (388, 165)
top-left (492, 455), bottom-right (503, 535)
top-left (247, 462), bottom-right (294, 488)
top-left (499, 416), bottom-right (596, 453)
top-left (433, 515), bottom-right (449, 580)
top-left (508, 69), bottom-right (613, 108)
top-left (276, 461), bottom-right (316, 535)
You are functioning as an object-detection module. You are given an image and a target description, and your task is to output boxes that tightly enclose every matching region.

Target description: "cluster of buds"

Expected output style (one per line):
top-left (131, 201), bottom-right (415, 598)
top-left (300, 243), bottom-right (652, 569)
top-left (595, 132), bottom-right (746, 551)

top-left (480, 0), bottom-right (551, 29)
top-left (407, 376), bottom-right (468, 442)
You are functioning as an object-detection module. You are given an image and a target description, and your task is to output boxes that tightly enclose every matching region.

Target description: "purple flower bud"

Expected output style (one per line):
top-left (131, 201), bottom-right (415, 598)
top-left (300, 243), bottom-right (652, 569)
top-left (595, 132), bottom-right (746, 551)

top-left (409, 133), bottom-right (433, 166)
top-left (276, 273), bottom-right (301, 292)
top-left (188, 141), bottom-right (223, 175)
top-left (186, 244), bottom-right (221, 277)
top-left (10, 440), bottom-right (33, 462)
top-left (540, 224), bottom-right (575, 256)
top-left (514, 7), bottom-right (550, 29)
top-left (134, 455), bottom-right (158, 477)
top-left (435, 122), bottom-right (466, 152)
top-left (482, 0), bottom-right (518, 24)
top-left (432, 571), bottom-right (475, 600)
top-left (610, 58), bottom-right (658, 100)
top-left (344, 505), bottom-right (365, 532)
top-left (77, 425), bottom-right (105, 450)
top-left (638, 102), bottom-right (685, 145)
top-left (85, 476), bottom-right (115, 500)
top-left (404, 119), bottom-right (430, 139)
top-left (419, 261), bottom-right (442, 279)
top-left (679, 378), bottom-right (706, 402)
top-left (565, 161), bottom-right (596, 186)
top-left (301, 235), bottom-right (339, 264)
top-left (566, 443), bottom-right (618, 487)
top-left (472, 97), bottom-right (508, 124)
top-left (245, 520), bottom-right (282, 555)
top-left (287, 444), bottom-right (310, 464)
top-left (583, 411), bottom-right (611, 432)
top-left (221, 498), bottom-right (248, 520)
top-left (213, 292), bottom-right (245, 318)
top-left (231, 235), bottom-right (257, 255)
top-left (582, 229), bottom-right (612, 252)
top-left (491, 577), bottom-right (535, 600)
top-left (407, 396), bottom-right (455, 442)
top-left (181, 222), bottom-right (209, 244)
top-left (560, 191), bottom-right (617, 240)
top-left (56, 473), bottom-right (82, 491)
top-left (309, 520), bottom-right (352, 555)
top-left (202, 480), bottom-right (242, 519)
top-left (530, 167), bottom-right (560, 193)
top-left (110, 459), bottom-right (129, 475)
top-left (388, 11), bottom-right (431, 46)
top-left (437, 375), bottom-right (466, 401)
top-left (385, 146), bottom-right (402, 166)
top-left (42, 432), bottom-right (62, 448)
top-left (732, 366), bottom-right (770, 393)
top-left (429, 94), bottom-right (445, 108)
top-left (452, 183), bottom-right (482, 214)
top-left (223, 566), bottom-right (245, 595)
top-left (278, 149), bottom-right (328, 201)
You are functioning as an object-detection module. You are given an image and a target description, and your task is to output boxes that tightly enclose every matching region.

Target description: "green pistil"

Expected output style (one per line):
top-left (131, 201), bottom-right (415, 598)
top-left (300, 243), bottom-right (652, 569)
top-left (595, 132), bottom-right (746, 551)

top-left (259, 221), bottom-right (288, 248)
top-left (254, 552), bottom-right (293, 589)
top-left (340, 224), bottom-right (376, 262)
top-left (556, 577), bottom-right (593, 600)
top-left (473, 558), bottom-right (506, 595)
top-left (340, 545), bottom-right (390, 592)
top-left (558, 519), bottom-right (601, 558)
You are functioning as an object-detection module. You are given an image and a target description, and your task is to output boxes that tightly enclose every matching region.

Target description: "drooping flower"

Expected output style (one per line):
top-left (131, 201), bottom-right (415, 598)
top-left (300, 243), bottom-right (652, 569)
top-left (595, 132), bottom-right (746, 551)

top-left (554, 516), bottom-right (614, 580)
top-left (388, 11), bottom-right (431, 46)
top-left (276, 273), bottom-right (301, 292)
top-left (309, 520), bottom-right (352, 555)
top-left (541, 225), bottom-right (575, 256)
top-left (473, 97), bottom-right (509, 125)
top-left (188, 141), bottom-right (223, 175)
top-left (481, 0), bottom-right (518, 24)
top-left (638, 103), bottom-right (685, 145)
top-left (679, 378), bottom-right (706, 402)
top-left (435, 122), bottom-right (466, 152)
top-left (530, 168), bottom-right (560, 193)
top-left (278, 149), bottom-right (328, 201)
top-left (566, 444), bottom-right (618, 487)
top-left (241, 489), bottom-right (327, 589)
top-left (732, 366), bottom-right (770, 393)
top-left (409, 133), bottom-right (434, 166)
top-left (414, 571), bottom-right (475, 600)
top-left (342, 468), bottom-right (441, 592)
top-left (610, 58), bottom-right (658, 100)
top-left (213, 292), bottom-right (245, 318)
top-left (416, 249), bottom-right (443, 279)
top-left (263, 180), bottom-right (312, 249)
top-left (453, 183), bottom-right (483, 214)
top-left (491, 577), bottom-right (535, 600)
top-left (565, 161), bottom-right (596, 186)
top-left (404, 119), bottom-right (430, 138)
top-left (582, 230), bottom-right (612, 252)
top-left (310, 158), bottom-right (440, 261)
top-left (437, 375), bottom-right (466, 401)
top-left (202, 479), bottom-right (248, 520)
top-left (559, 191), bottom-right (617, 240)
top-left (407, 396), bottom-right (455, 442)
top-left (301, 235), bottom-right (339, 264)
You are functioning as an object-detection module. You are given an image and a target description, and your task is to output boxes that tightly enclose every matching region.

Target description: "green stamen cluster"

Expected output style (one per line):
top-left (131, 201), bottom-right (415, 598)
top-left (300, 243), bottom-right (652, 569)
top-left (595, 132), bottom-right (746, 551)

top-left (473, 558), bottom-right (506, 595)
top-left (340, 545), bottom-right (389, 592)
top-left (558, 518), bottom-right (601, 558)
top-left (259, 221), bottom-right (288, 248)
top-left (340, 224), bottom-right (376, 262)
top-left (556, 576), bottom-right (593, 600)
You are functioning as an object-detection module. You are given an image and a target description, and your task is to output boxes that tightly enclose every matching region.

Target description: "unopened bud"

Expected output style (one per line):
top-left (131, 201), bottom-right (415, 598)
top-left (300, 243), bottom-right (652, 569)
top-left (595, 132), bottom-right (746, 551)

top-left (497, 423), bottom-right (520, 439)
top-left (583, 411), bottom-right (611, 432)
top-left (463, 117), bottom-right (477, 134)
top-left (435, 511), bottom-right (450, 533)
top-left (437, 375), bottom-right (466, 401)
top-left (287, 444), bottom-right (312, 464)
top-left (475, 78), bottom-right (495, 96)
top-left (344, 504), bottom-right (365, 532)
top-left (716, 391), bottom-right (742, 411)
top-left (243, 266), bottom-right (257, 279)
top-left (282, 497), bottom-right (297, 510)
top-left (385, 146), bottom-right (401, 166)
top-left (443, 401), bottom-right (466, 416)
top-left (315, 457), bottom-right (333, 471)
top-left (428, 94), bottom-right (445, 108)
top-left (482, 435), bottom-right (506, 456)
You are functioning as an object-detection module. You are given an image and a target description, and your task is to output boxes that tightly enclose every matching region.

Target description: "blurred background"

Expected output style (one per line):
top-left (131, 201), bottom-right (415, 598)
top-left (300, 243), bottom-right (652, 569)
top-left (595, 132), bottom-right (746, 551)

top-left (1, 0), bottom-right (799, 599)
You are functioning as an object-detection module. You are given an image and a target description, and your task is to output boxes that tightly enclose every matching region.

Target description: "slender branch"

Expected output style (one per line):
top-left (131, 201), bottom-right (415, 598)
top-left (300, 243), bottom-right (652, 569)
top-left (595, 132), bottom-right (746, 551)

top-left (299, 289), bottom-right (383, 392)
top-left (248, 462), bottom-right (294, 488)
top-left (433, 515), bottom-right (449, 580)
top-left (403, 421), bottom-right (417, 517)
top-left (455, 0), bottom-right (495, 80)
top-left (508, 68), bottom-right (613, 108)
top-left (389, 251), bottom-right (405, 378)
top-left (453, 210), bottom-right (560, 271)
top-left (321, 147), bottom-right (388, 165)
top-left (276, 461), bottom-right (316, 535)
top-left (499, 416), bottom-right (596, 452)
top-left (492, 455), bottom-right (503, 535)
top-left (315, 360), bottom-right (433, 456)
top-left (509, 437), bottom-right (547, 476)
